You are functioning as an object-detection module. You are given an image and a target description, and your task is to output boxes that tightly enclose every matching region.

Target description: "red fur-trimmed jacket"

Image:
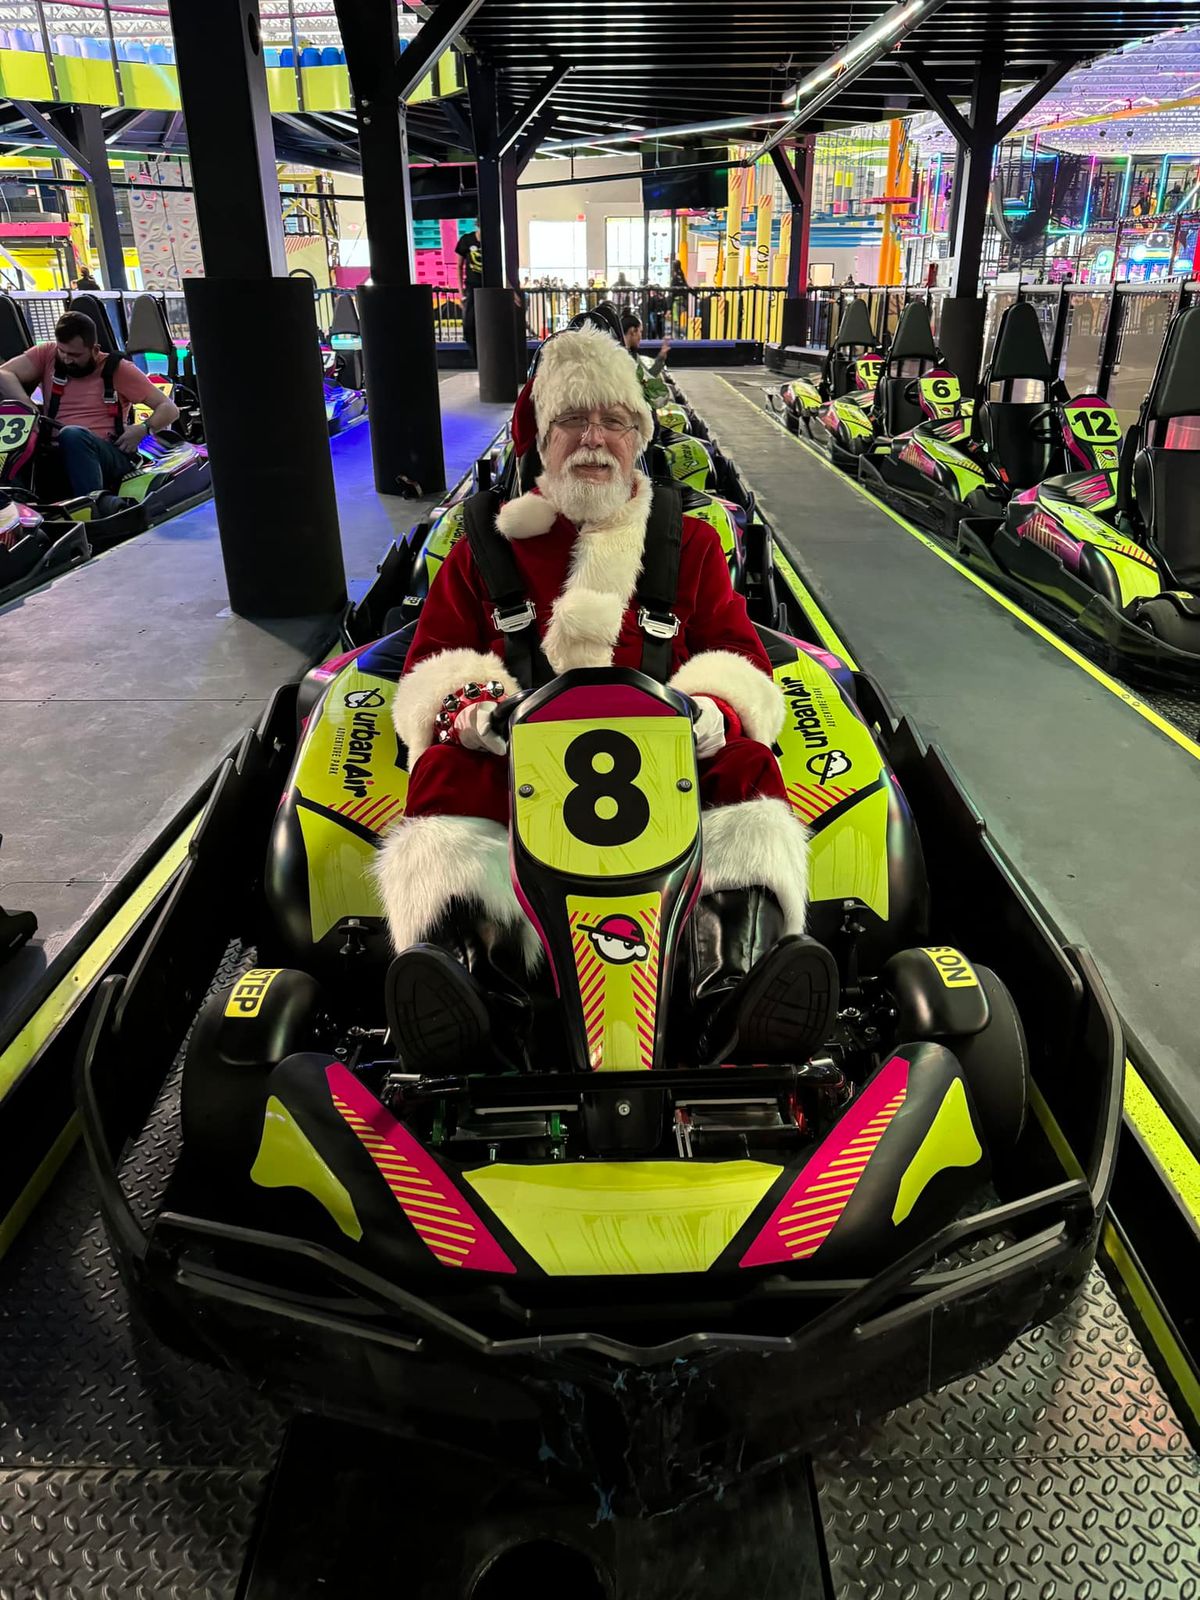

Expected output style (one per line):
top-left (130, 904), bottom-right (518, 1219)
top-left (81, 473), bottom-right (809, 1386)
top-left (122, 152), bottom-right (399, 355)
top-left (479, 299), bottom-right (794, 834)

top-left (392, 471), bottom-right (785, 762)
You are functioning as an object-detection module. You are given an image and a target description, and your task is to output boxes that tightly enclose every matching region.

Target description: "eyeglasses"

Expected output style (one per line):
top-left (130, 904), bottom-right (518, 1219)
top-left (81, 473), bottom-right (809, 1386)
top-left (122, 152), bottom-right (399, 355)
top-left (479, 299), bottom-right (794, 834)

top-left (551, 412), bottom-right (638, 438)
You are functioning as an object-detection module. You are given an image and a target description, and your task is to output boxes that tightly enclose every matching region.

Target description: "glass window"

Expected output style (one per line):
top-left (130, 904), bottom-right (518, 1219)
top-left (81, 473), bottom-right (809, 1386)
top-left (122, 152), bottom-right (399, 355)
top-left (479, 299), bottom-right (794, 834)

top-left (528, 219), bottom-right (586, 285)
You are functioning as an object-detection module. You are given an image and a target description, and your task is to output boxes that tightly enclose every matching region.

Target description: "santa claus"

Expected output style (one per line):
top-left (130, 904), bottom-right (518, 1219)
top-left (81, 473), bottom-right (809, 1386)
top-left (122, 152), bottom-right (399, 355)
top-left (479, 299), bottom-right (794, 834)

top-left (377, 320), bottom-right (836, 1072)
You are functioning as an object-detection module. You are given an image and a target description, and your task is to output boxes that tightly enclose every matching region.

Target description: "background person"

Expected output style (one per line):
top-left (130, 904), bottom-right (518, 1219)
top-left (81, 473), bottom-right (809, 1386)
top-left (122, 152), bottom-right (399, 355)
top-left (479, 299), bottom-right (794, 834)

top-left (621, 311), bottom-right (671, 375)
top-left (0, 310), bottom-right (179, 497)
top-left (455, 225), bottom-right (483, 365)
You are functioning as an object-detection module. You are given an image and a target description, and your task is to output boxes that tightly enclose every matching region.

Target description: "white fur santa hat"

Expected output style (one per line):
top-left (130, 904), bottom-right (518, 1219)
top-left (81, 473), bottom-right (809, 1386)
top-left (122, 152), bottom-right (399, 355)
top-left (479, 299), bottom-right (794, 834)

top-left (511, 321), bottom-right (654, 456)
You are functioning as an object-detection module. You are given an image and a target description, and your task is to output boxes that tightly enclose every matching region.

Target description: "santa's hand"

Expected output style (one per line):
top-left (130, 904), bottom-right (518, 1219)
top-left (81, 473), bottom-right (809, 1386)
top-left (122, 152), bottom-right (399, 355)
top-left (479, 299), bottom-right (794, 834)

top-left (692, 696), bottom-right (726, 759)
top-left (455, 700), bottom-right (508, 756)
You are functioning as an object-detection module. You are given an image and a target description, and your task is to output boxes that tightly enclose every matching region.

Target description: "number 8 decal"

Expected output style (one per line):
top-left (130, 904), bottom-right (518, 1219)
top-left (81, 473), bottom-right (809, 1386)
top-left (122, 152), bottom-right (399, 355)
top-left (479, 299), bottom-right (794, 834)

top-left (563, 729), bottom-right (650, 848)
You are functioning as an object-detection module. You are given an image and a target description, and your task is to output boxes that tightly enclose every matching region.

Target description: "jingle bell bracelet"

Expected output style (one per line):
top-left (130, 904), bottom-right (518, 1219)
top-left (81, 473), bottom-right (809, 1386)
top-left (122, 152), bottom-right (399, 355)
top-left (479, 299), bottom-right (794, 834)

top-left (434, 680), bottom-right (508, 745)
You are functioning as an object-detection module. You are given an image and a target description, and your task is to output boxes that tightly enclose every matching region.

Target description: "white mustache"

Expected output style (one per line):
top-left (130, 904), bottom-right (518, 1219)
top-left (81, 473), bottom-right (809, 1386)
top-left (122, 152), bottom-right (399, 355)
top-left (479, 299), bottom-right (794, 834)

top-left (569, 447), bottom-right (618, 468)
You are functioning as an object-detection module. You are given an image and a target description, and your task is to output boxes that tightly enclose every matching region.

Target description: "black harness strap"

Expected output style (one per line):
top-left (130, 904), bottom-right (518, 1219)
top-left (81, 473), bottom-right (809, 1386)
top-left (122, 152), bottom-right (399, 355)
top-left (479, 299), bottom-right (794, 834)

top-left (43, 350), bottom-right (127, 442)
top-left (463, 482), bottom-right (685, 690)
top-left (635, 483), bottom-right (684, 681)
top-left (461, 488), bottom-right (553, 689)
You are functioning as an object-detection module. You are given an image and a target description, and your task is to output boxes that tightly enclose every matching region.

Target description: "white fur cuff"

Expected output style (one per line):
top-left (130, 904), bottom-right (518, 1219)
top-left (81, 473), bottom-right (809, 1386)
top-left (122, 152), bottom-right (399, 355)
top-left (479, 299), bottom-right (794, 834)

top-left (701, 798), bottom-right (809, 934)
top-left (372, 813), bottom-right (543, 968)
top-left (670, 651), bottom-right (784, 745)
top-left (392, 647), bottom-right (521, 762)
top-left (543, 587), bottom-right (626, 674)
top-left (496, 491), bottom-right (559, 541)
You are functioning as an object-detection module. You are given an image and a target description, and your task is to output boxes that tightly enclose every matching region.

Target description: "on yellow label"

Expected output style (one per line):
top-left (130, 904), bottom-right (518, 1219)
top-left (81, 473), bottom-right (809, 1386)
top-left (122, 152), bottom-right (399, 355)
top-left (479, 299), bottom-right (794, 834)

top-left (921, 946), bottom-right (978, 989)
top-left (225, 967), bottom-right (283, 1018)
top-left (511, 714), bottom-right (698, 880)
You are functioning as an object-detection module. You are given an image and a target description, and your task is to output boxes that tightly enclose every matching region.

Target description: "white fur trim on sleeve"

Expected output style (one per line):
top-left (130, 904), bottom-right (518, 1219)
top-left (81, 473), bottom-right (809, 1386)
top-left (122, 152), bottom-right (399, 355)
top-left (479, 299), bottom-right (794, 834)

top-left (392, 647), bottom-right (520, 763)
top-left (701, 798), bottom-right (809, 934)
top-left (670, 650), bottom-right (784, 745)
top-left (373, 813), bottom-right (542, 968)
top-left (496, 491), bottom-right (559, 541)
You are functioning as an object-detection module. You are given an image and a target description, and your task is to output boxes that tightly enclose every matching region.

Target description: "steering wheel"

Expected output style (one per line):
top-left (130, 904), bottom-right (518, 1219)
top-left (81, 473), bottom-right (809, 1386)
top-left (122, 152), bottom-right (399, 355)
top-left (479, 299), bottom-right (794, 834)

top-left (1025, 403), bottom-right (1060, 444)
top-left (489, 682), bottom-right (701, 739)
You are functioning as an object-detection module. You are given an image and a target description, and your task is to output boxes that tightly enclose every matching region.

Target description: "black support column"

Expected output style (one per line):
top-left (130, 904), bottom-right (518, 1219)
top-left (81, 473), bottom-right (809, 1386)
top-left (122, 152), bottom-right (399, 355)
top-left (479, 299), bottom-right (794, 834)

top-left (901, 53), bottom-right (1071, 394)
top-left (335, 0), bottom-right (480, 498)
top-left (14, 100), bottom-right (127, 290)
top-left (770, 142), bottom-right (814, 347)
top-left (169, 0), bottom-right (344, 617)
top-left (466, 56), bottom-right (519, 402)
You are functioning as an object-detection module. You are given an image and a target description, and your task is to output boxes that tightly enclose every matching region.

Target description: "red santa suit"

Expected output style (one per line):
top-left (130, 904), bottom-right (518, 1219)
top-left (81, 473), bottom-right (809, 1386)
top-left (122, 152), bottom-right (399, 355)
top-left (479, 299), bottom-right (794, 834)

top-left (374, 331), bottom-right (810, 963)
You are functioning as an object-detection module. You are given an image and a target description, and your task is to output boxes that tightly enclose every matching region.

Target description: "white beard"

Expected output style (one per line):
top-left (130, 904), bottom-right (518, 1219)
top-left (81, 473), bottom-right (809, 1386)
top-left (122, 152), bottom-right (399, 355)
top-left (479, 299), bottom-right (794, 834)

top-left (542, 448), bottom-right (635, 529)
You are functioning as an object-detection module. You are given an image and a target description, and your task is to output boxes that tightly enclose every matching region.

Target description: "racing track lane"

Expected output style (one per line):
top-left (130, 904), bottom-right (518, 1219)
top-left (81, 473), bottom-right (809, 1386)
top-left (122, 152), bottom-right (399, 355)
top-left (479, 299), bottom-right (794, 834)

top-left (678, 369), bottom-right (1200, 1156)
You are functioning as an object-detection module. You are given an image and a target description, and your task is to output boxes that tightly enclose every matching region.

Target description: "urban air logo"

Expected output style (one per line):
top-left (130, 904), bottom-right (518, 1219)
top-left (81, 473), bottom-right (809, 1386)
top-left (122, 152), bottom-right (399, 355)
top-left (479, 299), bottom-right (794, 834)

top-left (338, 687), bottom-right (386, 798)
top-left (581, 914), bottom-right (650, 965)
top-left (781, 676), bottom-right (830, 751)
top-left (806, 748), bottom-right (852, 785)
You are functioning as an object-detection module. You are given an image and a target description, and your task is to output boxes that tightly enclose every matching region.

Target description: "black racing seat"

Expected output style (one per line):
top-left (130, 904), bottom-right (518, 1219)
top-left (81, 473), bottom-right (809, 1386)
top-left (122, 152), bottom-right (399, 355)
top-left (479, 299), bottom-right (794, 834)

top-left (70, 292), bottom-right (124, 351)
top-left (876, 301), bottom-right (940, 437)
top-left (977, 300), bottom-right (1056, 491)
top-left (125, 293), bottom-right (180, 382)
top-left (825, 298), bottom-right (879, 398)
top-left (1131, 305), bottom-right (1200, 591)
top-left (330, 290), bottom-right (360, 341)
top-left (0, 294), bottom-right (33, 362)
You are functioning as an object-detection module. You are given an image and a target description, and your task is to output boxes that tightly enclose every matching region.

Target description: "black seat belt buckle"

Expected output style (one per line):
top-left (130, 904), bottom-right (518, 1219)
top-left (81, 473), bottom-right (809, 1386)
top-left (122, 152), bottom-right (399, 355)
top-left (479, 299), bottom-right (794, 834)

top-left (492, 600), bottom-right (537, 633)
top-left (638, 606), bottom-right (680, 640)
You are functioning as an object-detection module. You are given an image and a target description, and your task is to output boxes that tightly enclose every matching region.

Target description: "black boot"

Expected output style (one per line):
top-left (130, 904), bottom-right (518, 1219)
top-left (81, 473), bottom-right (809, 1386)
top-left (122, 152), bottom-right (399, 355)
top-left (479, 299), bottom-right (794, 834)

top-left (384, 908), bottom-right (532, 1075)
top-left (690, 888), bottom-right (838, 1066)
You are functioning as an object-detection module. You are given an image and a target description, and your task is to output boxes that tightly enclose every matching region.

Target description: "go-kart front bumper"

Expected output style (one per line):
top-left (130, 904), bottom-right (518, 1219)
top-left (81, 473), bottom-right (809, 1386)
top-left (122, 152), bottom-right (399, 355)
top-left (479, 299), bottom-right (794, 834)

top-left (958, 517), bottom-right (1200, 690)
top-left (76, 689), bottom-right (1121, 1512)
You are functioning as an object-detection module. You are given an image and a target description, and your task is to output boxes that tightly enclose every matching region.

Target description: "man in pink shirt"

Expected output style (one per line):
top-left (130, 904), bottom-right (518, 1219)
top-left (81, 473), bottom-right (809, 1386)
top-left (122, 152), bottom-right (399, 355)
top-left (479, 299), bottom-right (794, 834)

top-left (0, 309), bottom-right (179, 497)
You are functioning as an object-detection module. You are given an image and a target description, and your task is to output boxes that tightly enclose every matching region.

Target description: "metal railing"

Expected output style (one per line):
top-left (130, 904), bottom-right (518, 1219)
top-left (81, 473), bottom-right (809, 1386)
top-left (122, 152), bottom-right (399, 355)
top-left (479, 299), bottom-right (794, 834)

top-left (795, 280), bottom-right (1200, 428)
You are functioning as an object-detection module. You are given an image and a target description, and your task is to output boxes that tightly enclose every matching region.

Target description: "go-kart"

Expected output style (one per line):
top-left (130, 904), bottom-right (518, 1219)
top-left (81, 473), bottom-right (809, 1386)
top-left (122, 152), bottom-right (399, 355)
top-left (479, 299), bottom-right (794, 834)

top-left (958, 303), bottom-right (1200, 687)
top-left (79, 446), bottom-right (1118, 1510)
top-left (859, 300), bottom-right (1055, 541)
top-left (0, 397), bottom-right (210, 591)
top-left (323, 290), bottom-right (368, 435)
top-left (0, 485), bottom-right (89, 607)
top-left (766, 299), bottom-right (885, 461)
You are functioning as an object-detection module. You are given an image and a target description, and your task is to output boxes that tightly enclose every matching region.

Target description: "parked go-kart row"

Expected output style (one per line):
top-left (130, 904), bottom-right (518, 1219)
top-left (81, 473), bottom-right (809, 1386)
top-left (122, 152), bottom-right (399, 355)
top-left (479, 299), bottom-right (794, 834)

top-left (0, 291), bottom-right (210, 608)
top-left (78, 307), bottom-right (1118, 1512)
top-left (768, 292), bottom-right (1200, 690)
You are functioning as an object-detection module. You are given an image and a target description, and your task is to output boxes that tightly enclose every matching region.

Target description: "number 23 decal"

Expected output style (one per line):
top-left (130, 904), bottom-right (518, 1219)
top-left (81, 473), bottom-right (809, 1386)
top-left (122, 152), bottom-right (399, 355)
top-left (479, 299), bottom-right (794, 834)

top-left (0, 415), bottom-right (31, 445)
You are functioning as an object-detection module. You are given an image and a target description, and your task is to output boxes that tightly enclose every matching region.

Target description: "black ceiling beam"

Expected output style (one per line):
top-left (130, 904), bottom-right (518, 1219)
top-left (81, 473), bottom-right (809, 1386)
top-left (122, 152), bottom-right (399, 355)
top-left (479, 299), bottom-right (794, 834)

top-left (11, 101), bottom-right (89, 173)
top-left (496, 60), bottom-right (569, 154)
top-left (441, 98), bottom-right (475, 152)
top-left (513, 102), bottom-right (560, 175)
top-left (898, 58), bottom-right (972, 144)
top-left (400, 0), bottom-right (485, 101)
top-left (768, 145), bottom-right (809, 210)
top-left (994, 58), bottom-right (1074, 141)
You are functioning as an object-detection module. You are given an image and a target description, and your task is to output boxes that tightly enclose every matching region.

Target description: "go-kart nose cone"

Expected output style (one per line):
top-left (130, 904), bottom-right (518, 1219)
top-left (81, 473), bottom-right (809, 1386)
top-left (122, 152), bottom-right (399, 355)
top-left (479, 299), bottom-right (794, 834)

top-left (583, 914), bottom-right (650, 964)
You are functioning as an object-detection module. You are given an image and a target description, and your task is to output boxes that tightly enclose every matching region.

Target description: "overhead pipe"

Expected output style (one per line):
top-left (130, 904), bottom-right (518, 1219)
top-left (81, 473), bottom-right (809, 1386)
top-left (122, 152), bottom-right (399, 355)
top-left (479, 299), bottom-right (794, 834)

top-left (754, 0), bottom-right (949, 159)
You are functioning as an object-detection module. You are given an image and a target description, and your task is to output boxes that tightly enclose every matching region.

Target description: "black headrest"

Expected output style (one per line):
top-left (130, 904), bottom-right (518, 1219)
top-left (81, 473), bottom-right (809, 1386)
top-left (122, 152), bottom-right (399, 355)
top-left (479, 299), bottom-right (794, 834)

top-left (69, 293), bottom-right (123, 350)
top-left (987, 300), bottom-right (1052, 385)
top-left (330, 292), bottom-right (360, 336)
top-left (834, 297), bottom-right (877, 349)
top-left (888, 300), bottom-right (938, 363)
top-left (124, 293), bottom-right (173, 358)
top-left (0, 294), bottom-right (32, 361)
top-left (1148, 305), bottom-right (1200, 423)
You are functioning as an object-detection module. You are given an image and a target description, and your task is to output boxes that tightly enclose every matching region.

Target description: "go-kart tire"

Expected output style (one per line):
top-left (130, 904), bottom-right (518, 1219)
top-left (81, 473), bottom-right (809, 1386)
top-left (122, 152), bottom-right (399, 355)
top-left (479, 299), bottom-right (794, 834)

top-left (180, 966), bottom-right (326, 1179)
top-left (945, 965), bottom-right (1028, 1154)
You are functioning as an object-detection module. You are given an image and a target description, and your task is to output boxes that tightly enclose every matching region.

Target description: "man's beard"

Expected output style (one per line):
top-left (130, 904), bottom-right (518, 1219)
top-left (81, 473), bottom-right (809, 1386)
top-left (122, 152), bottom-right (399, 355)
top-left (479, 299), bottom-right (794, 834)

top-left (542, 447), bottom-right (634, 527)
top-left (55, 357), bottom-right (96, 378)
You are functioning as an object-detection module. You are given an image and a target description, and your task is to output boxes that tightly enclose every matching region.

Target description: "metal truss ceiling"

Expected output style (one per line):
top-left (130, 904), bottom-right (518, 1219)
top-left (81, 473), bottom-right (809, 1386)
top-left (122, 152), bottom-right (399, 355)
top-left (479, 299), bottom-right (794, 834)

top-left (454, 0), bottom-right (1200, 144)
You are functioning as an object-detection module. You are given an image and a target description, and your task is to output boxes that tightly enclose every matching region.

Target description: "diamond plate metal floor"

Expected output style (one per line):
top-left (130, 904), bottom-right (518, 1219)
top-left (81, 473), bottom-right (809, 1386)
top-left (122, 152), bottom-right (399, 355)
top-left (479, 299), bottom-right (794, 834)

top-left (0, 944), bottom-right (282, 1599)
top-left (814, 1270), bottom-right (1200, 1595)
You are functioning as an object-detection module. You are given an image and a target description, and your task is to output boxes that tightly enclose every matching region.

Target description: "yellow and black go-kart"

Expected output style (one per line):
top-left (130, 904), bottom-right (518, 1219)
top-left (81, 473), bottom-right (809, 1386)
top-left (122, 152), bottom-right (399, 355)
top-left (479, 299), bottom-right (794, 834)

top-left (79, 459), bottom-right (1119, 1511)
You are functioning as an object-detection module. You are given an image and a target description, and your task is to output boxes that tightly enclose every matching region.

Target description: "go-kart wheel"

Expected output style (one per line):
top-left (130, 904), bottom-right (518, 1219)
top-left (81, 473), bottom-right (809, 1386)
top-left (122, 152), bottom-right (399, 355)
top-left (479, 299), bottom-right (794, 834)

top-left (181, 966), bottom-right (326, 1178)
top-left (882, 950), bottom-right (1028, 1152)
